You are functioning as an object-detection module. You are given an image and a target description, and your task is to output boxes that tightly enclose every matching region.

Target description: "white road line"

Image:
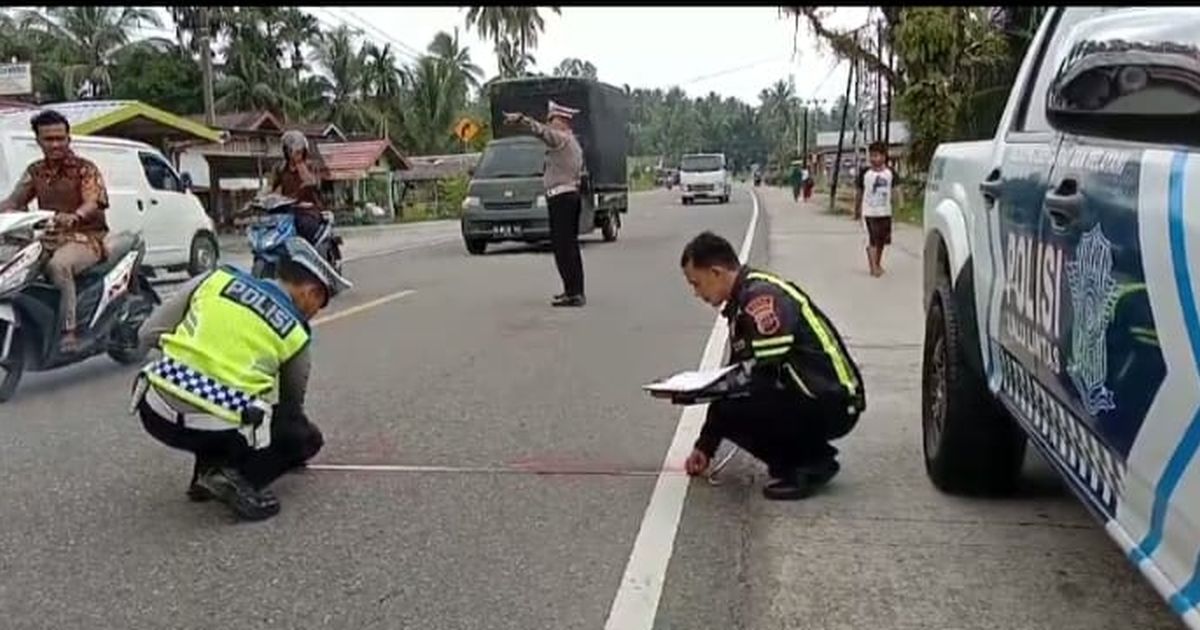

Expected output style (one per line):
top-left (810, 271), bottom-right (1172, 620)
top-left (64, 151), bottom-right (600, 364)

top-left (313, 289), bottom-right (417, 326)
top-left (603, 189), bottom-right (760, 630)
top-left (306, 463), bottom-right (675, 478)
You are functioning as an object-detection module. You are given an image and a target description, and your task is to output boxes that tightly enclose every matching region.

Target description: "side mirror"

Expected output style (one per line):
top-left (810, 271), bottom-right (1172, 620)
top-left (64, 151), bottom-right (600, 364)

top-left (1045, 9), bottom-right (1200, 146)
top-left (180, 172), bottom-right (194, 190)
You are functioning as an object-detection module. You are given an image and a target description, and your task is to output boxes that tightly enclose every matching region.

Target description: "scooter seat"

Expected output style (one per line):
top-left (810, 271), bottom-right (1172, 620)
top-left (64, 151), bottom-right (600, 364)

top-left (81, 232), bottom-right (141, 278)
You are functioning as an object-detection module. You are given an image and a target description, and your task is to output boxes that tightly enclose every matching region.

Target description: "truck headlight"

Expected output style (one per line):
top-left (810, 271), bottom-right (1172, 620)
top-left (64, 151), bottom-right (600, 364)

top-left (462, 196), bottom-right (481, 210)
top-left (535, 195), bottom-right (547, 208)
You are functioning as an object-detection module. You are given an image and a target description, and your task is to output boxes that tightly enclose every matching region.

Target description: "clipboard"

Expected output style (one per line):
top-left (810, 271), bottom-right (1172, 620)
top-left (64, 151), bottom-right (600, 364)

top-left (643, 363), bottom-right (753, 405)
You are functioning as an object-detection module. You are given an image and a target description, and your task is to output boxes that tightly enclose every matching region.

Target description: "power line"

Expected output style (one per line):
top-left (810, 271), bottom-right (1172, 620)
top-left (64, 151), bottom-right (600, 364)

top-left (679, 55), bottom-right (789, 88)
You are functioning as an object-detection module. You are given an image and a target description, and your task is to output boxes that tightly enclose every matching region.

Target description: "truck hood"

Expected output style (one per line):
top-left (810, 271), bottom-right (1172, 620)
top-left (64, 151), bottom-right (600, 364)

top-left (468, 177), bottom-right (545, 205)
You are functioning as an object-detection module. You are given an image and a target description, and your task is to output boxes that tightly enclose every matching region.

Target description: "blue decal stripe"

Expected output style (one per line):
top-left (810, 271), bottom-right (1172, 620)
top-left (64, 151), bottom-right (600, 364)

top-left (1135, 152), bottom-right (1200, 574)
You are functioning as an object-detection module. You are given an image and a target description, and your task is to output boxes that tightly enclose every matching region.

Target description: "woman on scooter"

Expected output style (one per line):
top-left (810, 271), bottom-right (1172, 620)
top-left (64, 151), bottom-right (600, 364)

top-left (266, 130), bottom-right (324, 247)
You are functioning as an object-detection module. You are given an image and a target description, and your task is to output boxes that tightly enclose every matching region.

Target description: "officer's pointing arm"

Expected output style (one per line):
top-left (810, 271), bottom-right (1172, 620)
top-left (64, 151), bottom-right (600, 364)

top-left (137, 271), bottom-right (211, 352)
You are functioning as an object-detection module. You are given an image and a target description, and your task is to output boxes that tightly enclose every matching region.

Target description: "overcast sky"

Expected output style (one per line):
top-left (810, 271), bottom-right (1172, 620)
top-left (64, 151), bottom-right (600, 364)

top-left (138, 6), bottom-right (873, 108)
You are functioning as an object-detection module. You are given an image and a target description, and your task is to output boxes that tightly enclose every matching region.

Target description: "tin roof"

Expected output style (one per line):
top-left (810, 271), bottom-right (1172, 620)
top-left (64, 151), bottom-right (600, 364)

top-left (316, 139), bottom-right (410, 181)
top-left (0, 100), bottom-right (221, 143)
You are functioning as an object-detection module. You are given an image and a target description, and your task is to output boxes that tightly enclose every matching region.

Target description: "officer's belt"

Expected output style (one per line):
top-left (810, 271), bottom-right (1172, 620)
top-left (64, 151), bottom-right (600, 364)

top-left (547, 184), bottom-right (578, 198)
top-left (141, 382), bottom-right (237, 432)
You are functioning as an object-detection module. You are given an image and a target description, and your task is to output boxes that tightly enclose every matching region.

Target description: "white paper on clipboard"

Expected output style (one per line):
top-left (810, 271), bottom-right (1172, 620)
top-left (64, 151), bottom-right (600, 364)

top-left (643, 364), bottom-right (738, 394)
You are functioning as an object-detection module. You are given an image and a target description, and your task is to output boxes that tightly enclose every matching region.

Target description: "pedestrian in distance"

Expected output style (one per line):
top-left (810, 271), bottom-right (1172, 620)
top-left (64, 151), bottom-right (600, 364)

top-left (854, 141), bottom-right (895, 278)
top-left (131, 238), bottom-right (351, 522)
top-left (504, 101), bottom-right (587, 307)
top-left (679, 231), bottom-right (866, 500)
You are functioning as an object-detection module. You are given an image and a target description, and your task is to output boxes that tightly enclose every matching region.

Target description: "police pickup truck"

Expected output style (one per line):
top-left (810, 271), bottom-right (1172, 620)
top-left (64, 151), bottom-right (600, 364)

top-left (921, 7), bottom-right (1200, 625)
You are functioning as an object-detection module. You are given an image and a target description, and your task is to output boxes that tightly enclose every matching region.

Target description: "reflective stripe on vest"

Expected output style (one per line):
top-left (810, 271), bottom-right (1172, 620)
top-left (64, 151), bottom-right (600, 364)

top-left (143, 266), bottom-right (310, 424)
top-left (746, 271), bottom-right (859, 395)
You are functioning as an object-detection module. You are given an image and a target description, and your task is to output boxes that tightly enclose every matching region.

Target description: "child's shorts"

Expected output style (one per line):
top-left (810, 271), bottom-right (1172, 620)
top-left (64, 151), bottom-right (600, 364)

top-left (864, 216), bottom-right (893, 247)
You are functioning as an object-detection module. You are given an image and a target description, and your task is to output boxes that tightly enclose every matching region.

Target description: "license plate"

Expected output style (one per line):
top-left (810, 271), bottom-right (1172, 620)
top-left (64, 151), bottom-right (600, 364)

top-left (491, 224), bottom-right (523, 237)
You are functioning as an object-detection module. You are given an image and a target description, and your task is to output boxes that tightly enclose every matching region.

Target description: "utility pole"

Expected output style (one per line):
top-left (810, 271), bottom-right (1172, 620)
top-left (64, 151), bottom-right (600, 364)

top-left (875, 19), bottom-right (884, 143)
top-left (884, 45), bottom-right (894, 159)
top-left (199, 7), bottom-right (215, 126)
top-left (829, 60), bottom-right (855, 215)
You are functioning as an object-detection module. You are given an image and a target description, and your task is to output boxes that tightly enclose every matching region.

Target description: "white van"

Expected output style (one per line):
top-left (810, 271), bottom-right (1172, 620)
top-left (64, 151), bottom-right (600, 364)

top-left (0, 131), bottom-right (219, 277)
top-left (679, 152), bottom-right (732, 205)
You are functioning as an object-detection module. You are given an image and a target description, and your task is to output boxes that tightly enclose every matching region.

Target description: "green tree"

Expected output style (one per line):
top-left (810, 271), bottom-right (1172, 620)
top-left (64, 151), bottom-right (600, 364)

top-left (110, 41), bottom-right (204, 114)
top-left (553, 58), bottom-right (597, 80)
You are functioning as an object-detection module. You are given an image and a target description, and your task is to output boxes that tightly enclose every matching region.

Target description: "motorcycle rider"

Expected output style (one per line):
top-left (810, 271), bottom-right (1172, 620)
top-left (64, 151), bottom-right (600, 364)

top-left (132, 237), bottom-right (351, 521)
top-left (264, 130), bottom-right (325, 248)
top-left (0, 109), bottom-right (109, 353)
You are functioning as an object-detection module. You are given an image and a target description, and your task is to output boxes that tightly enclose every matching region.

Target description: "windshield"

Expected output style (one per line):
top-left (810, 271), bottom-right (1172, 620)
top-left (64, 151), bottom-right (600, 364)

top-left (475, 140), bottom-right (546, 179)
top-left (680, 155), bottom-right (724, 172)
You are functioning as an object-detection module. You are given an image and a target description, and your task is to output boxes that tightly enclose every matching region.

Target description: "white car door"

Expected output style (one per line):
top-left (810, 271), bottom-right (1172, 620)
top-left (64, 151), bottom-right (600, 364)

top-left (136, 150), bottom-right (191, 267)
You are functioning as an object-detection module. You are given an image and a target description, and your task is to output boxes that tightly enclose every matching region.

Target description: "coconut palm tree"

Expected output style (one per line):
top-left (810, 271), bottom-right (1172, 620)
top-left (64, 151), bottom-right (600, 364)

top-left (553, 57), bottom-right (596, 80)
top-left (404, 55), bottom-right (467, 155)
top-left (495, 39), bottom-right (536, 79)
top-left (19, 6), bottom-right (165, 99)
top-left (427, 29), bottom-right (484, 90)
top-left (312, 25), bottom-right (376, 133)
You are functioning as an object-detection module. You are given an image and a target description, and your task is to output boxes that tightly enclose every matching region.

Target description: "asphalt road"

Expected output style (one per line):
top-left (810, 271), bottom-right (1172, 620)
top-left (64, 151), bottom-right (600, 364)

top-left (0, 189), bottom-right (760, 630)
top-left (0, 187), bottom-right (1181, 629)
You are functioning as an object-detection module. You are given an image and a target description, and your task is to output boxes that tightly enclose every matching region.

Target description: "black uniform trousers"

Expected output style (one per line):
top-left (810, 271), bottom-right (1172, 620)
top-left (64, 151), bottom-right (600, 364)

top-left (699, 388), bottom-right (841, 477)
top-left (138, 399), bottom-right (324, 489)
top-left (547, 191), bottom-right (585, 297)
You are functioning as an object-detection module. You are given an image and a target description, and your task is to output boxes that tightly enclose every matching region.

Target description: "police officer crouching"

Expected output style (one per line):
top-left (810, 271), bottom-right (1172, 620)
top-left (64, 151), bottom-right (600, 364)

top-left (132, 238), bottom-right (351, 521)
top-left (680, 231), bottom-right (865, 500)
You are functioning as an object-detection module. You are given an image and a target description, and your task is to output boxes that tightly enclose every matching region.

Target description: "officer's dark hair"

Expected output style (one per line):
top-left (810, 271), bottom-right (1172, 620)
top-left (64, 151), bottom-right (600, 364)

top-left (277, 260), bottom-right (327, 303)
top-left (31, 109), bottom-right (70, 135)
top-left (681, 231), bottom-right (740, 271)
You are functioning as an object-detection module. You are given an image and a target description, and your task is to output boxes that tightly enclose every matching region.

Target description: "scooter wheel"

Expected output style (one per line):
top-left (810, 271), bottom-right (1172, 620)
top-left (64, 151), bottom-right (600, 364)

top-left (0, 329), bottom-right (27, 403)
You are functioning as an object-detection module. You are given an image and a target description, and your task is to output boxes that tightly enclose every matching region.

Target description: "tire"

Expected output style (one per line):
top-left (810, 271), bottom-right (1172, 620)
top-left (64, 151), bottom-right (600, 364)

top-left (465, 238), bottom-right (487, 255)
top-left (601, 213), bottom-right (619, 242)
top-left (0, 327), bottom-right (25, 403)
top-left (922, 272), bottom-right (1027, 495)
top-left (187, 233), bottom-right (219, 277)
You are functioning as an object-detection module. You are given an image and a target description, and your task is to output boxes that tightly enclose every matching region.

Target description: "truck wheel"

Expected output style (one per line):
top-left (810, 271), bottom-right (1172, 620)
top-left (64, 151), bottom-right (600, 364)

top-left (187, 233), bottom-right (219, 277)
top-left (601, 213), bottom-right (619, 242)
top-left (465, 238), bottom-right (487, 255)
top-left (922, 273), bottom-right (1026, 495)
top-left (0, 328), bottom-right (26, 403)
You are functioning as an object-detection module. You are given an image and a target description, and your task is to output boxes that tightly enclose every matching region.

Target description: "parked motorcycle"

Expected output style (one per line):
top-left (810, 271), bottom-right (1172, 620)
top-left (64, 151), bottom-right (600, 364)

top-left (244, 194), bottom-right (343, 279)
top-left (0, 211), bottom-right (160, 402)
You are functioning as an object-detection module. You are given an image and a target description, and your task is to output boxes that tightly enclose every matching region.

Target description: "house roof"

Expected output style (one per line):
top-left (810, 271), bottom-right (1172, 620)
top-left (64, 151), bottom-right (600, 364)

top-left (398, 152), bottom-right (480, 182)
top-left (316, 139), bottom-right (410, 181)
top-left (285, 122), bottom-right (346, 141)
top-left (0, 100), bottom-right (221, 143)
top-left (187, 111), bottom-right (282, 133)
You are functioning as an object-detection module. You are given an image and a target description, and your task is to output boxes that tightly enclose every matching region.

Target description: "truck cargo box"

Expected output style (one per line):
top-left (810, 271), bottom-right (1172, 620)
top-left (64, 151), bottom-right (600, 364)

top-left (488, 76), bottom-right (629, 192)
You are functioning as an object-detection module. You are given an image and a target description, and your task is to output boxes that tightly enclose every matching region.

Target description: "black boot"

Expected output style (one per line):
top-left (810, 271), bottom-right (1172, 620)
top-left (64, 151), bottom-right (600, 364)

top-left (196, 467), bottom-right (281, 521)
top-left (803, 458), bottom-right (841, 486)
top-left (552, 294), bottom-right (586, 307)
top-left (762, 469), bottom-right (814, 501)
top-left (187, 462), bottom-right (212, 502)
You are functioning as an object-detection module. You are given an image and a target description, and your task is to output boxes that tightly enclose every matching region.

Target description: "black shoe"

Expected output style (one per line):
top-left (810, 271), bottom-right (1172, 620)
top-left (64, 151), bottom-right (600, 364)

top-left (804, 459), bottom-right (841, 486)
top-left (762, 472), bottom-right (814, 501)
top-left (196, 467), bottom-right (281, 521)
top-left (187, 481), bottom-right (213, 502)
top-left (552, 294), bottom-right (586, 307)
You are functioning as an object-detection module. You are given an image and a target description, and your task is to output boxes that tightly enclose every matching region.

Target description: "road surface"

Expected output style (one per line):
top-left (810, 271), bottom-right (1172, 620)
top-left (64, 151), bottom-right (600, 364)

top-left (0, 188), bottom-right (1181, 629)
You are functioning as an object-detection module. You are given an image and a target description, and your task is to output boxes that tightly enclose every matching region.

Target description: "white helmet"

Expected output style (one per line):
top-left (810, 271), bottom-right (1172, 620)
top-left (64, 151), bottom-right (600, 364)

top-left (281, 129), bottom-right (308, 156)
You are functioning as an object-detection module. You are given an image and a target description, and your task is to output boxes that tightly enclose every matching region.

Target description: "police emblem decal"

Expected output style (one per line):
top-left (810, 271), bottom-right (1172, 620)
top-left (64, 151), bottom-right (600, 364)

top-left (746, 295), bottom-right (781, 335)
top-left (1066, 224), bottom-right (1120, 416)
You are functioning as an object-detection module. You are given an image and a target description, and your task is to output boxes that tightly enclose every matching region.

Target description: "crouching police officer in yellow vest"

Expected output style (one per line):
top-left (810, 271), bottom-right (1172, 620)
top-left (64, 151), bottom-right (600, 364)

top-left (679, 231), bottom-right (865, 501)
top-left (131, 237), bottom-right (351, 521)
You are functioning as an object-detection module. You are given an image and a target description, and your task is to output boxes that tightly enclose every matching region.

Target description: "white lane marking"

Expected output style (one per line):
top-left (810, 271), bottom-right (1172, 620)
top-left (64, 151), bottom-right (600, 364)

top-left (603, 188), bottom-right (759, 630)
top-left (313, 289), bottom-right (417, 326)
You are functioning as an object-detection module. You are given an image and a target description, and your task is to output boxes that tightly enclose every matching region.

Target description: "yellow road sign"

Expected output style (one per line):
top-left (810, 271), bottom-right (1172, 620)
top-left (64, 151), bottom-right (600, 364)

top-left (454, 118), bottom-right (480, 142)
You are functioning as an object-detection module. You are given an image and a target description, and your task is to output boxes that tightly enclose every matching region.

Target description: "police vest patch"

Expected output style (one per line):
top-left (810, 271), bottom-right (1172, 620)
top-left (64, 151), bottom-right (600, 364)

top-left (746, 294), bottom-right (782, 335)
top-left (220, 278), bottom-right (299, 338)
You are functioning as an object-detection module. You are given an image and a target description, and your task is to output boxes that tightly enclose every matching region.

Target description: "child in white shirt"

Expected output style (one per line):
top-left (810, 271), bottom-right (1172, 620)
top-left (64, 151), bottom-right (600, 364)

top-left (854, 142), bottom-right (894, 277)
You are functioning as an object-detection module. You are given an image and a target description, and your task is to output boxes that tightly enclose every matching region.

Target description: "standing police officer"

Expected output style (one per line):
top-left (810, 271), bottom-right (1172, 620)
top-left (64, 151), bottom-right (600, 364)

top-left (132, 238), bottom-right (351, 521)
top-left (504, 101), bottom-right (587, 307)
top-left (679, 231), bottom-right (865, 500)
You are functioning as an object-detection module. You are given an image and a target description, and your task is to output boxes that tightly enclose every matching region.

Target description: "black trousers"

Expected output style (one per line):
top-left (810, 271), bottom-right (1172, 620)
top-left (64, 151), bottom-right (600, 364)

top-left (698, 389), bottom-right (840, 477)
top-left (292, 212), bottom-right (323, 247)
top-left (139, 400), bottom-right (324, 489)
top-left (547, 191), bottom-right (584, 296)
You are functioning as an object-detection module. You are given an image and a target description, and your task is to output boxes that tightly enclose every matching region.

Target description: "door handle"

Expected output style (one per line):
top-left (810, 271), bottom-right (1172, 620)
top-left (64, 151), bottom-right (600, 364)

top-left (150, 198), bottom-right (158, 206)
top-left (1044, 178), bottom-right (1083, 229)
top-left (979, 169), bottom-right (1002, 205)
top-left (137, 200), bottom-right (144, 212)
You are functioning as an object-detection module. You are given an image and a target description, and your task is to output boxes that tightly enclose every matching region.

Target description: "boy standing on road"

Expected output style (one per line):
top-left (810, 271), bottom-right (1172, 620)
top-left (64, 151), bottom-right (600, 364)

top-left (854, 142), bottom-right (894, 278)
